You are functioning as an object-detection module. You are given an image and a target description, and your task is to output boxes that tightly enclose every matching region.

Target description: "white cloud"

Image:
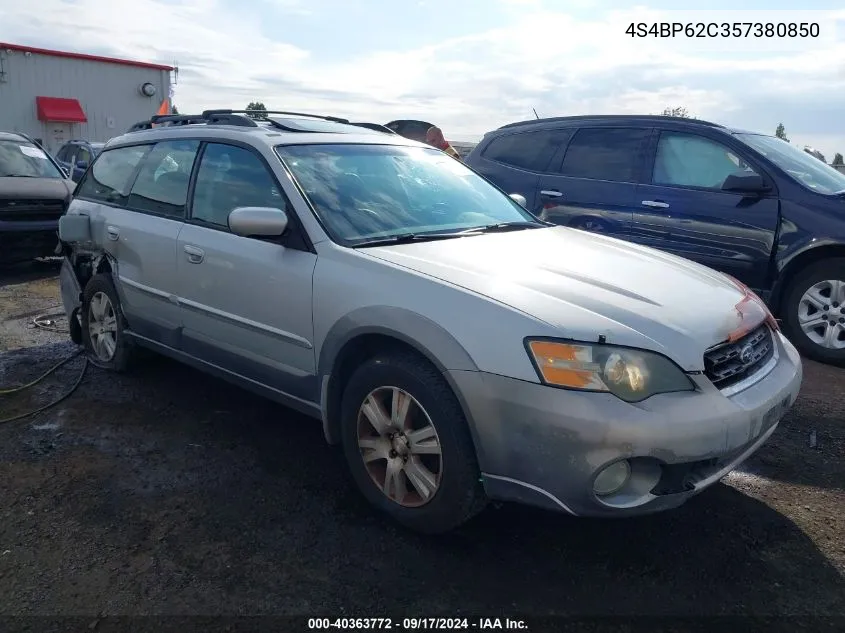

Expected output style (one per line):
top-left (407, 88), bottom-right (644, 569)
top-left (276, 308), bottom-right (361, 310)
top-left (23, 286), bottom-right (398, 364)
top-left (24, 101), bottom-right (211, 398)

top-left (2, 1), bottom-right (845, 157)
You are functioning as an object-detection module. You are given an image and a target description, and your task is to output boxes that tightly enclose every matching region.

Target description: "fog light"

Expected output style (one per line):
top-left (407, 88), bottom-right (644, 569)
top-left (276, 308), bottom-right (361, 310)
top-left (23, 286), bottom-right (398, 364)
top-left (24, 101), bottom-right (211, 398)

top-left (593, 460), bottom-right (631, 496)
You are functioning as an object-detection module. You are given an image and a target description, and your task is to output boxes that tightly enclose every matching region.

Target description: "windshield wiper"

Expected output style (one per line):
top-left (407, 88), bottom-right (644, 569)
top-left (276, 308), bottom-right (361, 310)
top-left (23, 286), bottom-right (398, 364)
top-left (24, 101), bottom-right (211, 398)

top-left (454, 220), bottom-right (549, 235)
top-left (0, 173), bottom-right (38, 178)
top-left (355, 232), bottom-right (470, 247)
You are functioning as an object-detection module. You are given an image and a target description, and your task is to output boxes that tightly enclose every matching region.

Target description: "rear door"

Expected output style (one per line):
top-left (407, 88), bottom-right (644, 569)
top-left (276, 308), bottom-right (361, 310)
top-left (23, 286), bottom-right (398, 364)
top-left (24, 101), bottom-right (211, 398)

top-left (633, 129), bottom-right (780, 290)
top-left (468, 129), bottom-right (573, 212)
top-left (536, 126), bottom-right (652, 239)
top-left (176, 141), bottom-right (318, 402)
top-left (74, 139), bottom-right (200, 347)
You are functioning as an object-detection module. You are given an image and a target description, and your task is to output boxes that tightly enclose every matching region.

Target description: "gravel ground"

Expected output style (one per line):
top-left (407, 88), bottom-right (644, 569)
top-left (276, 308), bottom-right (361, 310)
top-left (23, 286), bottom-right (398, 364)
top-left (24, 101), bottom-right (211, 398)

top-left (0, 263), bottom-right (843, 629)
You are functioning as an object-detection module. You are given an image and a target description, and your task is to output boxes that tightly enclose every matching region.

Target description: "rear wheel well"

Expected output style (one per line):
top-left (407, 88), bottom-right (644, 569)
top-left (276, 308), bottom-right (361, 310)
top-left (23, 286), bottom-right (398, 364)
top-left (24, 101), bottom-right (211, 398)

top-left (325, 334), bottom-right (446, 445)
top-left (773, 245), bottom-right (845, 315)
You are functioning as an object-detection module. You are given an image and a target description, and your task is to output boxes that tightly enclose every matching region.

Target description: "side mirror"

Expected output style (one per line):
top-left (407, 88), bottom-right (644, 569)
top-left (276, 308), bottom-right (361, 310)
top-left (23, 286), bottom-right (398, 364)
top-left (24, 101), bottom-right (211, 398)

top-left (509, 193), bottom-right (528, 208)
top-left (76, 160), bottom-right (89, 170)
top-left (228, 206), bottom-right (289, 238)
top-left (722, 172), bottom-right (766, 194)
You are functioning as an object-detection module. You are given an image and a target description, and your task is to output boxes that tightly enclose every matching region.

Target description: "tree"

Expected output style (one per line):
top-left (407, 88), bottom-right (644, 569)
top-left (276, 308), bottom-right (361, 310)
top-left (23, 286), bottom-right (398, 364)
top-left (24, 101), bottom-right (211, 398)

top-left (833, 153), bottom-right (844, 166)
top-left (246, 101), bottom-right (268, 119)
top-left (775, 123), bottom-right (789, 142)
top-left (662, 106), bottom-right (690, 118)
top-left (171, 104), bottom-right (180, 115)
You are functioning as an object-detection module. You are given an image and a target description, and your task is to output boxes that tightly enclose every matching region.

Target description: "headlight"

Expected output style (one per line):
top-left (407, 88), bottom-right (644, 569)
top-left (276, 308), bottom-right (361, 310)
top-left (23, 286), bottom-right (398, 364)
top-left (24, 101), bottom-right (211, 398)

top-left (525, 339), bottom-right (695, 402)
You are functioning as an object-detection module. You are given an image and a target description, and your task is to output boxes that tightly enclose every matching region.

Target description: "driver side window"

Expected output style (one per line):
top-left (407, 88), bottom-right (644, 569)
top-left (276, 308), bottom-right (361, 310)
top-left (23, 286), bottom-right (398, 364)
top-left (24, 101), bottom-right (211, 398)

top-left (191, 143), bottom-right (284, 228)
top-left (653, 132), bottom-right (758, 190)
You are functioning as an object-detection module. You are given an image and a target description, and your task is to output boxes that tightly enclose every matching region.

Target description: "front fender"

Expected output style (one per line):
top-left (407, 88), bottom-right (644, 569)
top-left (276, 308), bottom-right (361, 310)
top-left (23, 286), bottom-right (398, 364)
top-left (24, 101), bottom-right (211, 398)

top-left (317, 306), bottom-right (481, 445)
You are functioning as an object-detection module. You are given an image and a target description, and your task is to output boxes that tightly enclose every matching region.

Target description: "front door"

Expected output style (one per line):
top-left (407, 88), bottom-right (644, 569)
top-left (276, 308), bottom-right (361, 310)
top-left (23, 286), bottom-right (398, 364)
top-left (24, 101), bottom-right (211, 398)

top-left (177, 142), bottom-right (318, 404)
top-left (536, 126), bottom-right (652, 239)
top-left (633, 129), bottom-right (780, 291)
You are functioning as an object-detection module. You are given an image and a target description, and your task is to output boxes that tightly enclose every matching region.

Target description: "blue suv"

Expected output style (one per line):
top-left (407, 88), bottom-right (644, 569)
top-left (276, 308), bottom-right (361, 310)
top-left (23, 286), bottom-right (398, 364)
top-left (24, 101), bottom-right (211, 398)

top-left (465, 115), bottom-right (845, 365)
top-left (55, 140), bottom-right (105, 182)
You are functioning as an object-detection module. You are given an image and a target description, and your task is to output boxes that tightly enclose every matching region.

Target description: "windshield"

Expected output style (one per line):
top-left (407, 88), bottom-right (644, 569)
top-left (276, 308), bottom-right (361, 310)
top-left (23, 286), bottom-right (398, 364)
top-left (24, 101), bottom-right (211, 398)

top-left (736, 133), bottom-right (845, 195)
top-left (0, 140), bottom-right (64, 178)
top-left (275, 144), bottom-right (538, 245)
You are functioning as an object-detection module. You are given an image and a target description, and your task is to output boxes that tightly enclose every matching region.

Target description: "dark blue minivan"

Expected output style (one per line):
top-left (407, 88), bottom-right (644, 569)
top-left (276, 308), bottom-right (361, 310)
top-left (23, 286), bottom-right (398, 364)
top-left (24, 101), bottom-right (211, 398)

top-left (465, 115), bottom-right (845, 365)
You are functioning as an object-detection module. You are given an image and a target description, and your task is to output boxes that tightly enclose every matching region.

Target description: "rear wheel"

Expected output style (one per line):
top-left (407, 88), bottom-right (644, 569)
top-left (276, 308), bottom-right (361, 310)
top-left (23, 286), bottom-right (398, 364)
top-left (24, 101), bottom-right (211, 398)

top-left (781, 258), bottom-right (845, 365)
top-left (339, 350), bottom-right (487, 533)
top-left (81, 273), bottom-right (135, 372)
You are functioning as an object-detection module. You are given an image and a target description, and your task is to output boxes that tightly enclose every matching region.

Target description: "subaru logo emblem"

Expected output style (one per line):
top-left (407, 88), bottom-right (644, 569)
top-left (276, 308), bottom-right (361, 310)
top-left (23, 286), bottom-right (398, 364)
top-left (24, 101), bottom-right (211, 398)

top-left (739, 344), bottom-right (754, 364)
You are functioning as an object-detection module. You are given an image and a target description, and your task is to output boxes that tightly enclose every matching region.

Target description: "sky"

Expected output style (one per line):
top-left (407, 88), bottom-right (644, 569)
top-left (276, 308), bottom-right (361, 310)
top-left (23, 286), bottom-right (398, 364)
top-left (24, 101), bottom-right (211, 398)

top-left (2, 0), bottom-right (845, 158)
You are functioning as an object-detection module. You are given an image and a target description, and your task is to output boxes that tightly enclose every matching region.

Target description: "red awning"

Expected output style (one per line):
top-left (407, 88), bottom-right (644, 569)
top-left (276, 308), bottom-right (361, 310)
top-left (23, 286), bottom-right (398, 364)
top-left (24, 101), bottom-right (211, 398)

top-left (35, 96), bottom-right (87, 123)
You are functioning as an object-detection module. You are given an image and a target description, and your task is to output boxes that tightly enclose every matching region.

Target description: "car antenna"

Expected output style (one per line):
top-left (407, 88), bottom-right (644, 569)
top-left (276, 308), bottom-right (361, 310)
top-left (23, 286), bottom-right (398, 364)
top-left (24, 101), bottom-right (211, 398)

top-left (532, 108), bottom-right (540, 119)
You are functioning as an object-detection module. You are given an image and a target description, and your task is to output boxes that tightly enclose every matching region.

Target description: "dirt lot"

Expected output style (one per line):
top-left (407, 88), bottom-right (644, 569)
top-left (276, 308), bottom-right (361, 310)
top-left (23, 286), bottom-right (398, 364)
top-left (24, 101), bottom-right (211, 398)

top-left (0, 263), bottom-right (843, 628)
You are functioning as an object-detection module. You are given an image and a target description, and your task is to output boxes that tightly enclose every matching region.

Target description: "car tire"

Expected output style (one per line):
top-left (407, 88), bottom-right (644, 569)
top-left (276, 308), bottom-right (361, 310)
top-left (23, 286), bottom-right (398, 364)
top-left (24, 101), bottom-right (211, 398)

top-left (781, 258), bottom-right (845, 365)
top-left (339, 350), bottom-right (487, 534)
top-left (80, 273), bottom-right (134, 372)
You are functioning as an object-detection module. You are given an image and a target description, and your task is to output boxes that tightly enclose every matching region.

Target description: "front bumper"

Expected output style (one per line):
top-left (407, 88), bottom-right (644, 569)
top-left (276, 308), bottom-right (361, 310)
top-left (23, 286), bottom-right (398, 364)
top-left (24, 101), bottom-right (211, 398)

top-left (0, 220), bottom-right (60, 263)
top-left (449, 329), bottom-right (803, 517)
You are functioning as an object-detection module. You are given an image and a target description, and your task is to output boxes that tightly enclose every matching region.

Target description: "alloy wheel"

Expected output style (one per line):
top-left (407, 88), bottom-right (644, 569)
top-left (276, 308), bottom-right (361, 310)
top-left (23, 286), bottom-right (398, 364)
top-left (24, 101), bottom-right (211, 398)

top-left (798, 279), bottom-right (845, 350)
top-left (356, 386), bottom-right (443, 508)
top-left (88, 291), bottom-right (118, 361)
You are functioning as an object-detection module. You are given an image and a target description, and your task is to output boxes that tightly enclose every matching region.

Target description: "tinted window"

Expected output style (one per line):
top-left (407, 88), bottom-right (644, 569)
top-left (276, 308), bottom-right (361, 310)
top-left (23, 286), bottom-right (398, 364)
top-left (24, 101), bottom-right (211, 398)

top-left (560, 128), bottom-right (649, 182)
top-left (127, 140), bottom-right (199, 217)
top-left (653, 132), bottom-right (757, 189)
top-left (76, 145), bottom-right (150, 205)
top-left (192, 143), bottom-right (284, 227)
top-left (56, 145), bottom-right (71, 162)
top-left (275, 144), bottom-right (537, 245)
top-left (483, 130), bottom-right (571, 172)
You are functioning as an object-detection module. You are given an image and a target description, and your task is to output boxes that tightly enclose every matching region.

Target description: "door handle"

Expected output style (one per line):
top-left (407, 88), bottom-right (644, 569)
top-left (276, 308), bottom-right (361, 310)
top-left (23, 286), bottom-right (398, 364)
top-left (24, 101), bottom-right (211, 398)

top-left (641, 200), bottom-right (670, 209)
top-left (183, 245), bottom-right (205, 264)
top-left (106, 226), bottom-right (120, 241)
top-left (540, 189), bottom-right (563, 198)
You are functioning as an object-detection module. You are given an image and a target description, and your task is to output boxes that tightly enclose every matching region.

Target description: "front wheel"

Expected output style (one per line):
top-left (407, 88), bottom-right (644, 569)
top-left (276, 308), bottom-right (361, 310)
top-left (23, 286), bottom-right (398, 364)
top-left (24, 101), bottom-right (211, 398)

top-left (339, 351), bottom-right (487, 534)
top-left (781, 258), bottom-right (845, 365)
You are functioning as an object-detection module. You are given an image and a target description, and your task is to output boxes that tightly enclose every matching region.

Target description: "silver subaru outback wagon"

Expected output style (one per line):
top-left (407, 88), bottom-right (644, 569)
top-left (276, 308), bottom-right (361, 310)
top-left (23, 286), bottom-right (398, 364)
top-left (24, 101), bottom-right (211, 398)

top-left (57, 109), bottom-right (803, 534)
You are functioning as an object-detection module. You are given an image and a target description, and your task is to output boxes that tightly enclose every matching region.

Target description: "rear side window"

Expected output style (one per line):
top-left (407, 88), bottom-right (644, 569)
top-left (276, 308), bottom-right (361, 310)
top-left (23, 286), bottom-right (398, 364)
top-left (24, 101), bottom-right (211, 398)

top-left (76, 145), bottom-right (150, 205)
top-left (483, 130), bottom-right (571, 172)
top-left (560, 128), bottom-right (650, 183)
top-left (127, 140), bottom-right (200, 217)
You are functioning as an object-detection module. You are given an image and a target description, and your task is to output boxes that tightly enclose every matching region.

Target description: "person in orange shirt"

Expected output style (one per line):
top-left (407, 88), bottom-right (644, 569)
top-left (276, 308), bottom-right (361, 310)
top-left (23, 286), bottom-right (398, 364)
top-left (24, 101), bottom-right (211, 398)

top-left (425, 126), bottom-right (461, 160)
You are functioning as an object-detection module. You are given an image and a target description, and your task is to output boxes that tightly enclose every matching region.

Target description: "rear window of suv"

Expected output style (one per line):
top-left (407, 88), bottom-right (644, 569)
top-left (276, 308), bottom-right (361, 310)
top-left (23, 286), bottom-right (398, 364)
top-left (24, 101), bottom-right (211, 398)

top-left (483, 130), bottom-right (573, 172)
top-left (560, 127), bottom-right (650, 183)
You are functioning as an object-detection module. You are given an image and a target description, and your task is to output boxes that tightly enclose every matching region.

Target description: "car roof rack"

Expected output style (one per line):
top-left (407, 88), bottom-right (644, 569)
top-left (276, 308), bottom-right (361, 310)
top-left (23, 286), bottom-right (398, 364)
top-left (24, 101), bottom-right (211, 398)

top-left (203, 109), bottom-right (350, 124)
top-left (498, 114), bottom-right (725, 130)
top-left (125, 109), bottom-right (387, 135)
top-left (127, 112), bottom-right (260, 133)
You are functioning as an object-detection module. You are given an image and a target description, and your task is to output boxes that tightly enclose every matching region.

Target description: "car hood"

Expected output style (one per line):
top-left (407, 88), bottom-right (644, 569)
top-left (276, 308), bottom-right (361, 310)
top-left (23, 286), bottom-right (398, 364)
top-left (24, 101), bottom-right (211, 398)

top-left (0, 177), bottom-right (75, 199)
top-left (363, 226), bottom-right (765, 371)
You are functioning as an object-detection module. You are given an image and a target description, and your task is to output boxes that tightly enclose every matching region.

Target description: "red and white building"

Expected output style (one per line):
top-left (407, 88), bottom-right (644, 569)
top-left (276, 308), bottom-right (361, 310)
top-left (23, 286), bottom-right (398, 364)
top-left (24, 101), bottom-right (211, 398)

top-left (0, 42), bottom-right (174, 154)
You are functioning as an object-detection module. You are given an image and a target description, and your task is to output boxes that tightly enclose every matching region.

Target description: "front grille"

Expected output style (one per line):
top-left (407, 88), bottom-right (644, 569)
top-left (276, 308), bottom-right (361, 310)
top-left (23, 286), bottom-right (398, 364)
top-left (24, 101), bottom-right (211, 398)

top-left (0, 199), bottom-right (66, 222)
top-left (703, 324), bottom-right (774, 391)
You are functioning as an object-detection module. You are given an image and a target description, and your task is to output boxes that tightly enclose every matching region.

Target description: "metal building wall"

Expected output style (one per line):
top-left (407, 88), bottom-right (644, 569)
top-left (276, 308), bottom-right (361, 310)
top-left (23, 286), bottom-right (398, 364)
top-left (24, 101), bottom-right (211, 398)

top-left (0, 48), bottom-right (171, 154)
